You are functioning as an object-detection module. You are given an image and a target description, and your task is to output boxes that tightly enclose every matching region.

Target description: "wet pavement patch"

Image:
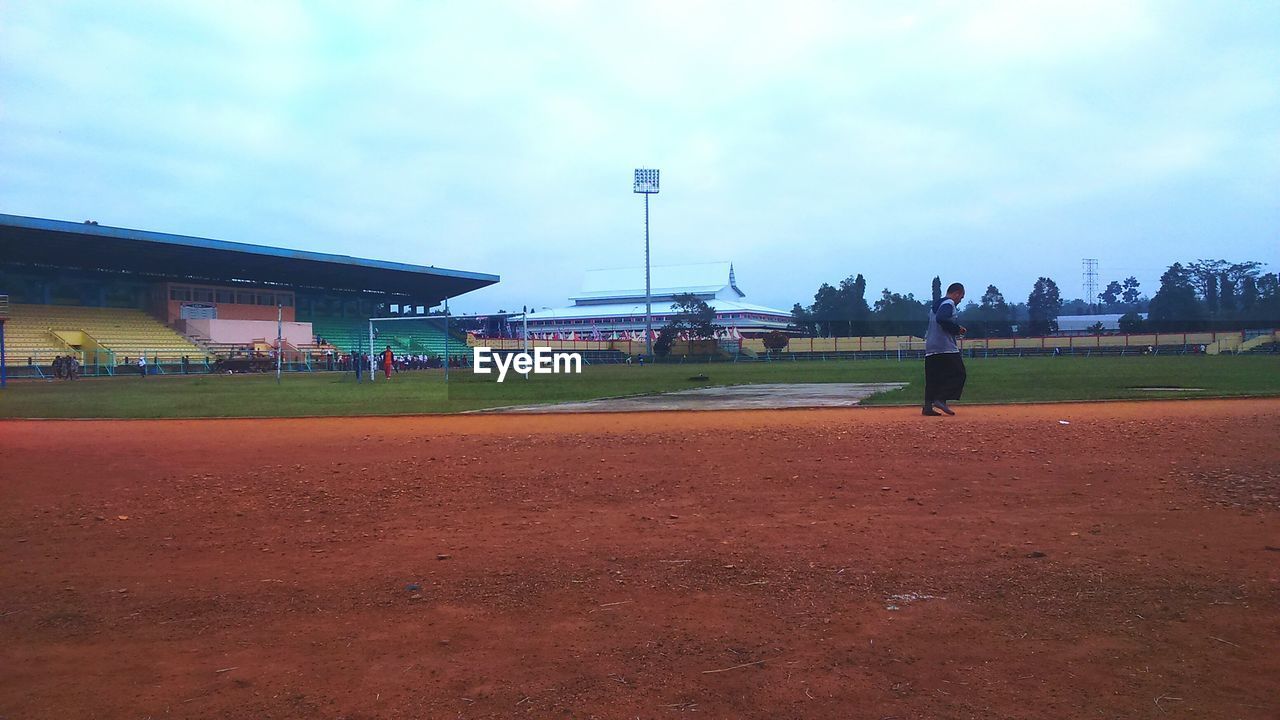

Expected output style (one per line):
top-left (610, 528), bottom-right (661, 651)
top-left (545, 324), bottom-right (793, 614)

top-left (482, 382), bottom-right (908, 413)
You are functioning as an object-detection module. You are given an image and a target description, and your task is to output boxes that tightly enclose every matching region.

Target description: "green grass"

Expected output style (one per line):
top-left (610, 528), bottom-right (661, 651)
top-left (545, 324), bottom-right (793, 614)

top-left (1, 355), bottom-right (1277, 419)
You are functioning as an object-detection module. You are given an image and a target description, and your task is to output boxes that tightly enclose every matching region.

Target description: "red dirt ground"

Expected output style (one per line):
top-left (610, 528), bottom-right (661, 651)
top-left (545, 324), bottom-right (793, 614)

top-left (2, 399), bottom-right (1278, 719)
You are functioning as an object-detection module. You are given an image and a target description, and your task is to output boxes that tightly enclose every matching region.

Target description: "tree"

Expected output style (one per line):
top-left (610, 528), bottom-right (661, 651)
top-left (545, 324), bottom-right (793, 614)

top-left (1121, 276), bottom-right (1142, 305)
top-left (1099, 280), bottom-right (1122, 307)
top-left (1060, 298), bottom-right (1092, 315)
top-left (806, 274), bottom-right (872, 337)
top-left (655, 294), bottom-right (718, 358)
top-left (873, 289), bottom-right (928, 336)
top-left (1240, 276), bottom-right (1259, 315)
top-left (1204, 273), bottom-right (1218, 315)
top-left (1260, 273), bottom-right (1280, 302)
top-left (762, 330), bottom-right (789, 356)
top-left (837, 274), bottom-right (872, 336)
top-left (1026, 277), bottom-right (1063, 336)
top-left (654, 326), bottom-right (678, 357)
top-left (810, 283), bottom-right (842, 337)
top-left (666, 293), bottom-right (717, 340)
top-left (1118, 311), bottom-right (1145, 333)
top-left (1148, 262), bottom-right (1204, 331)
top-left (966, 284), bottom-right (1012, 337)
top-left (1086, 321), bottom-right (1106, 334)
top-left (1259, 273), bottom-right (1280, 323)
top-left (1218, 272), bottom-right (1236, 316)
top-left (790, 303), bottom-right (815, 337)
top-left (931, 276), bottom-right (942, 306)
top-left (1187, 259), bottom-right (1263, 301)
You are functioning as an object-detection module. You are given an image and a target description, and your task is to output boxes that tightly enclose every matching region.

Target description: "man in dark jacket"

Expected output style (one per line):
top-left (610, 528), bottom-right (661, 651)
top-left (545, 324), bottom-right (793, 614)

top-left (923, 282), bottom-right (967, 416)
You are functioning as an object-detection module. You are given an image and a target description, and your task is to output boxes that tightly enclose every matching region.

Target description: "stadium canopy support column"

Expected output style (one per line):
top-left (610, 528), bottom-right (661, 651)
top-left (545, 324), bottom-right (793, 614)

top-left (0, 318), bottom-right (6, 389)
top-left (443, 296), bottom-right (449, 385)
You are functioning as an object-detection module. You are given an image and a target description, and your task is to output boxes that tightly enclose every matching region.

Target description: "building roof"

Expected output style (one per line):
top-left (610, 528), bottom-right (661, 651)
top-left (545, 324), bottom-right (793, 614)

top-left (1055, 313), bottom-right (1148, 332)
top-left (571, 261), bottom-right (744, 302)
top-left (0, 213), bottom-right (498, 302)
top-left (525, 297), bottom-right (791, 321)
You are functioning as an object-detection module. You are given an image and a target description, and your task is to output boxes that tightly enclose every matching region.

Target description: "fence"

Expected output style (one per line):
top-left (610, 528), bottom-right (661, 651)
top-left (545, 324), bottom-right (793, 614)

top-left (470, 329), bottom-right (1280, 360)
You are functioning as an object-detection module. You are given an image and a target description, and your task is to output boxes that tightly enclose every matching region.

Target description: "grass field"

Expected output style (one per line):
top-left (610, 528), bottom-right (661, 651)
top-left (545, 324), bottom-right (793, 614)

top-left (1, 355), bottom-right (1277, 418)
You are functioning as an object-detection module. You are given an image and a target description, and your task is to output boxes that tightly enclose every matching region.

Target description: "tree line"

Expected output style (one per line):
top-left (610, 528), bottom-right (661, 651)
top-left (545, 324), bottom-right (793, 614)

top-left (1142, 260), bottom-right (1279, 332)
top-left (787, 258), bottom-right (1278, 338)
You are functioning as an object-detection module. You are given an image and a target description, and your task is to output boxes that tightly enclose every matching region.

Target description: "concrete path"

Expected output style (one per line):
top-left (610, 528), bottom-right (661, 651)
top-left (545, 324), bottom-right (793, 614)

top-left (482, 382), bottom-right (907, 413)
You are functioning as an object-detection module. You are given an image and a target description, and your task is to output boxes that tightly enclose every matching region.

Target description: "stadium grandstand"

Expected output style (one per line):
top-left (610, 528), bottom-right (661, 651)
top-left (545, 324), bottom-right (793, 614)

top-left (0, 214), bottom-right (497, 377)
top-left (521, 262), bottom-right (792, 339)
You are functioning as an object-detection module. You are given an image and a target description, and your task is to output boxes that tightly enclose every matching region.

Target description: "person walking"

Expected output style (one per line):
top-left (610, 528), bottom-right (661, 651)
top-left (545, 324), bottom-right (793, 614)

top-left (137, 354), bottom-right (148, 378)
top-left (923, 282), bottom-right (967, 416)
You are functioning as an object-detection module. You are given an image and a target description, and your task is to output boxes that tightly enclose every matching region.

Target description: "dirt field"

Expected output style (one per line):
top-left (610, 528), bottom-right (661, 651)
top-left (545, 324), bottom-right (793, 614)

top-left (2, 400), bottom-right (1278, 719)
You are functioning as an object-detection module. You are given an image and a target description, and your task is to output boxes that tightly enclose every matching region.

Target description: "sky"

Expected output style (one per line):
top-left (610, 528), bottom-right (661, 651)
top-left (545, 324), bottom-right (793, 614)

top-left (2, 0), bottom-right (1277, 314)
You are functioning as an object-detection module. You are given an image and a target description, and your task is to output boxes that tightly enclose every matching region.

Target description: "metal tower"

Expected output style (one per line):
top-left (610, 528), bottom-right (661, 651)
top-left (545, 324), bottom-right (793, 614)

top-left (1082, 258), bottom-right (1099, 310)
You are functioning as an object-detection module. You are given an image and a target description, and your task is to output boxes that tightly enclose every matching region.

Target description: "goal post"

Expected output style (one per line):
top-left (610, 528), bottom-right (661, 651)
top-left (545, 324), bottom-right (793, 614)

top-left (365, 312), bottom-right (464, 382)
top-left (896, 340), bottom-right (928, 361)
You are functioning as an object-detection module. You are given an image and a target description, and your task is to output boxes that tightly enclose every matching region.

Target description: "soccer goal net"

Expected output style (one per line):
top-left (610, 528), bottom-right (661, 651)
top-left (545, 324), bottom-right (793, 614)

top-left (363, 314), bottom-right (468, 376)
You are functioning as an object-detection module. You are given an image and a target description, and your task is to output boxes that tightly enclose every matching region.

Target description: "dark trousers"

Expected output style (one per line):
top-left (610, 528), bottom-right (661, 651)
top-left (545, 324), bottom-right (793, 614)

top-left (924, 353), bottom-right (966, 405)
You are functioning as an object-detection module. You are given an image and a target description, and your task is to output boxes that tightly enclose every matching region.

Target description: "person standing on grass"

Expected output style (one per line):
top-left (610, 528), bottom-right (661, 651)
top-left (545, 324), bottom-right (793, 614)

top-left (923, 282), bottom-right (967, 416)
top-left (137, 354), bottom-right (147, 378)
top-left (381, 345), bottom-right (394, 380)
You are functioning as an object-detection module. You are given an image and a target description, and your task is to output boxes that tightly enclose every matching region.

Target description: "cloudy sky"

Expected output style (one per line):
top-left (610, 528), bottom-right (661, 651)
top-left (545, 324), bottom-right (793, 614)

top-left (2, 1), bottom-right (1277, 313)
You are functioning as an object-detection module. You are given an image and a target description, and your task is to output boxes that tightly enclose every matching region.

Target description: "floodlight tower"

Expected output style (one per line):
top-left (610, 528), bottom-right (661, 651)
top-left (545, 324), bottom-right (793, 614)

top-left (633, 168), bottom-right (660, 358)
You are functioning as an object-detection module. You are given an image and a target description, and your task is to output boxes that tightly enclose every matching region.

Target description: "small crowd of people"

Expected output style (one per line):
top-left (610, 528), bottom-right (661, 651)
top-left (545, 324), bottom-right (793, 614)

top-left (341, 347), bottom-right (464, 381)
top-left (51, 355), bottom-right (82, 380)
top-left (386, 353), bottom-right (455, 372)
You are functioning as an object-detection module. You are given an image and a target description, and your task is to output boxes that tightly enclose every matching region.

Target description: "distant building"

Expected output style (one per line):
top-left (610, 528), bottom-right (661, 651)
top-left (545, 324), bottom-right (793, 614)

top-left (522, 262), bottom-right (792, 339)
top-left (1054, 313), bottom-right (1148, 334)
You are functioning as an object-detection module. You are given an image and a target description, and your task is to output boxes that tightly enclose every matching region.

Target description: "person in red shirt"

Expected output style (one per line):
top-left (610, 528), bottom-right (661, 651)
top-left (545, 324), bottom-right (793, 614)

top-left (381, 346), bottom-right (394, 380)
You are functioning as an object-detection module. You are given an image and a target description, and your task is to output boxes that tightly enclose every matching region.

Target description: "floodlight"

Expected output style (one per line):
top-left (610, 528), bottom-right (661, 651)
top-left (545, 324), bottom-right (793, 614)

top-left (634, 168), bottom-right (660, 194)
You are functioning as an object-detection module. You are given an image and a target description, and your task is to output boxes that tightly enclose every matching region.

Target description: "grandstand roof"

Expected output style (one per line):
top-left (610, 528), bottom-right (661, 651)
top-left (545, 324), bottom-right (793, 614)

top-left (0, 213), bottom-right (498, 301)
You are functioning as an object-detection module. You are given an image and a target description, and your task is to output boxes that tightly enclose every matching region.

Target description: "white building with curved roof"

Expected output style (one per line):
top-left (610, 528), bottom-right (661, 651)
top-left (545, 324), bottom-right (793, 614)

top-left (523, 262), bottom-right (792, 339)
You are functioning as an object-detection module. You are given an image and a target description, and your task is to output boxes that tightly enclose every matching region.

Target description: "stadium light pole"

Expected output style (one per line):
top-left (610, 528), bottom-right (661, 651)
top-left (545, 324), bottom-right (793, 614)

top-left (633, 168), bottom-right (659, 359)
top-left (275, 304), bottom-right (283, 384)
